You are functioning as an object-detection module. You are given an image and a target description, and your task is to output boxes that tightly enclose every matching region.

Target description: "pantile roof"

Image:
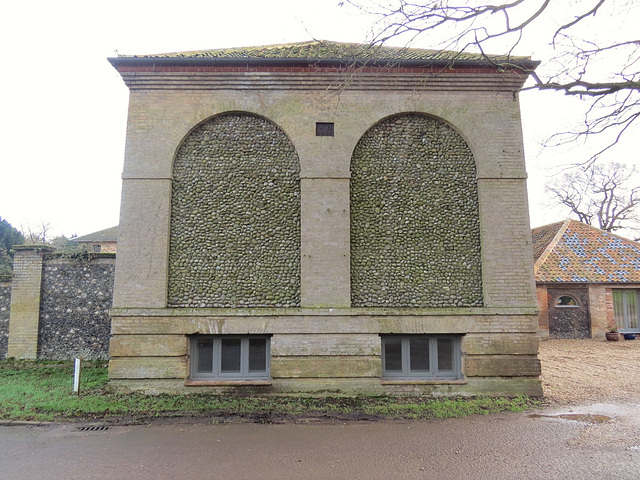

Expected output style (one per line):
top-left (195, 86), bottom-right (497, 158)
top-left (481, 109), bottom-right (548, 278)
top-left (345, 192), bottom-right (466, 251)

top-left (531, 220), bottom-right (564, 262)
top-left (532, 219), bottom-right (640, 283)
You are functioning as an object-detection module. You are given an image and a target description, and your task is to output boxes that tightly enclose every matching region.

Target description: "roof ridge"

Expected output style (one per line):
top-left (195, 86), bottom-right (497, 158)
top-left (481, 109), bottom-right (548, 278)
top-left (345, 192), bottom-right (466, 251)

top-left (71, 225), bottom-right (119, 242)
top-left (533, 218), bottom-right (571, 276)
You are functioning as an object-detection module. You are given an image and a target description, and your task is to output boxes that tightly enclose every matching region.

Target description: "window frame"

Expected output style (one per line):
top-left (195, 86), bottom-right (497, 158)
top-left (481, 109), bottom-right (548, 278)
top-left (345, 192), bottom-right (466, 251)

top-left (381, 335), bottom-right (462, 380)
top-left (554, 295), bottom-right (579, 308)
top-left (190, 335), bottom-right (271, 381)
top-left (612, 289), bottom-right (640, 332)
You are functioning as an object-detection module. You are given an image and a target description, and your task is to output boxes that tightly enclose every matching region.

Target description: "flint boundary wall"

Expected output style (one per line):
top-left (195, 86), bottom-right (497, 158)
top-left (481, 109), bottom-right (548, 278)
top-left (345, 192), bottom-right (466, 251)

top-left (2, 246), bottom-right (114, 360)
top-left (0, 278), bottom-right (11, 359)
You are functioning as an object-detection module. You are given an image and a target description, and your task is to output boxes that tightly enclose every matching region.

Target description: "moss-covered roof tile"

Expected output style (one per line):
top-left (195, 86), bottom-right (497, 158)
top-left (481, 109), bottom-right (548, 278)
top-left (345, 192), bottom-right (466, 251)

top-left (119, 40), bottom-right (532, 64)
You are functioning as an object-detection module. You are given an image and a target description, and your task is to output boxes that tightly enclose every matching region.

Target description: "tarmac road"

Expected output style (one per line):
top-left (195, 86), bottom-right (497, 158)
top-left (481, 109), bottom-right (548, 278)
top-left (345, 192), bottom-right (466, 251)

top-left (2, 403), bottom-right (639, 480)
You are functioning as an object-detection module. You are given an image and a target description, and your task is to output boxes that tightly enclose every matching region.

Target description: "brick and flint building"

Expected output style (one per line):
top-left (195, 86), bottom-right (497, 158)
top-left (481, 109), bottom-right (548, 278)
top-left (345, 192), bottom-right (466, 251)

top-left (108, 41), bottom-right (542, 395)
top-left (533, 219), bottom-right (640, 339)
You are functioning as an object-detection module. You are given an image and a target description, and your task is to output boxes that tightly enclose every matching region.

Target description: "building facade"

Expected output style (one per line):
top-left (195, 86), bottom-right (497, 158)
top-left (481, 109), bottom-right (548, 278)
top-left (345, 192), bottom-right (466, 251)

top-left (533, 219), bottom-right (640, 339)
top-left (108, 41), bottom-right (541, 396)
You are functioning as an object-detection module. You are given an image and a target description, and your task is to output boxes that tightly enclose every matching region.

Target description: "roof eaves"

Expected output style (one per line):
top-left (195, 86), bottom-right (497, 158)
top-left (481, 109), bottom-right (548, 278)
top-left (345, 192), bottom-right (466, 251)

top-left (108, 55), bottom-right (539, 71)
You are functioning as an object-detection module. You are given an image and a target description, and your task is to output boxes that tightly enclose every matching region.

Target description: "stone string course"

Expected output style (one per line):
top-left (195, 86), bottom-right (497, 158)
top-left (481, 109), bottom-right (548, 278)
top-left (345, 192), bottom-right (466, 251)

top-left (37, 258), bottom-right (114, 360)
top-left (0, 282), bottom-right (10, 359)
top-left (350, 113), bottom-right (483, 307)
top-left (168, 112), bottom-right (301, 307)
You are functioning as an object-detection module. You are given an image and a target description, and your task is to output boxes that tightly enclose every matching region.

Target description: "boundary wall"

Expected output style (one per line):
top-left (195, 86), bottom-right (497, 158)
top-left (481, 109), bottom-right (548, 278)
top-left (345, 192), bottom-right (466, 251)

top-left (2, 246), bottom-right (114, 360)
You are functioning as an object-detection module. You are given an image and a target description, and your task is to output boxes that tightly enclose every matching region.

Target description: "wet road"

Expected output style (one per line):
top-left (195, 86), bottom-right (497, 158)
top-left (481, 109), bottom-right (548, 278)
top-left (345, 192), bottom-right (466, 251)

top-left (2, 404), bottom-right (639, 479)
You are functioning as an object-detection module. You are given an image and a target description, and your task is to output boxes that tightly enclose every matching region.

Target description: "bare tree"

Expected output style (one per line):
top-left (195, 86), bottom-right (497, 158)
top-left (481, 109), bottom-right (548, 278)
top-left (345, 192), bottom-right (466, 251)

top-left (344, 0), bottom-right (640, 162)
top-left (546, 162), bottom-right (639, 234)
top-left (21, 221), bottom-right (52, 245)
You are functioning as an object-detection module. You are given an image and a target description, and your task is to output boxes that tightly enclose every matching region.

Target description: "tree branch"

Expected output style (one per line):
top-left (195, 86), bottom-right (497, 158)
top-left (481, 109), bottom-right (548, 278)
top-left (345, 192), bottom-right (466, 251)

top-left (553, 0), bottom-right (606, 44)
top-left (344, 0), bottom-right (640, 164)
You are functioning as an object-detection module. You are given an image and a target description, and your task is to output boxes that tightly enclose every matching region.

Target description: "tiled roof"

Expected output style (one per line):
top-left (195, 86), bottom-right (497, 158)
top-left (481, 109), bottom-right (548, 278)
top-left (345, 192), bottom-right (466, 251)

top-left (117, 40), bottom-right (534, 65)
top-left (531, 220), bottom-right (564, 262)
top-left (533, 219), bottom-right (640, 283)
top-left (72, 226), bottom-right (118, 243)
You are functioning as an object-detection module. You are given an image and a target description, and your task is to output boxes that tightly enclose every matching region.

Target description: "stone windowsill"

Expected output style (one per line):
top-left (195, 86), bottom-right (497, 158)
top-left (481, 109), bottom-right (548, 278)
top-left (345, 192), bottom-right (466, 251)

top-left (380, 379), bottom-right (467, 385)
top-left (185, 379), bottom-right (272, 387)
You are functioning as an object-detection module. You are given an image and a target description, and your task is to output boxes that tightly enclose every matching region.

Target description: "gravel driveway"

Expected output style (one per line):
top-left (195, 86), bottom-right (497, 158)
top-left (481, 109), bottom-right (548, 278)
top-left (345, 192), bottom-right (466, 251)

top-left (539, 337), bottom-right (640, 405)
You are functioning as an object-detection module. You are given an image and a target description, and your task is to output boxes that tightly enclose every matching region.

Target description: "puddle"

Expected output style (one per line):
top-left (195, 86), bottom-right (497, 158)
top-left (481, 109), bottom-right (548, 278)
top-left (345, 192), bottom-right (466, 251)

top-left (529, 413), bottom-right (612, 424)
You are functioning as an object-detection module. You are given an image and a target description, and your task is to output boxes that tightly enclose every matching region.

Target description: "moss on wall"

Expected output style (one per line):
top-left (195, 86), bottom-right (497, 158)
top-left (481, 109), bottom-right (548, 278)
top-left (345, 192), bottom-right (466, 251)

top-left (0, 283), bottom-right (10, 359)
top-left (168, 113), bottom-right (301, 307)
top-left (350, 113), bottom-right (483, 307)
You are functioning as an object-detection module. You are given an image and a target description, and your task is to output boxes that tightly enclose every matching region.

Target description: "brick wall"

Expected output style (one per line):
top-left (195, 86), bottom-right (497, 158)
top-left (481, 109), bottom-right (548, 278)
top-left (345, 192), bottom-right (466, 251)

top-left (535, 283), bottom-right (640, 339)
top-left (478, 178), bottom-right (536, 308)
top-left (7, 247), bottom-right (48, 358)
top-left (536, 284), bottom-right (549, 339)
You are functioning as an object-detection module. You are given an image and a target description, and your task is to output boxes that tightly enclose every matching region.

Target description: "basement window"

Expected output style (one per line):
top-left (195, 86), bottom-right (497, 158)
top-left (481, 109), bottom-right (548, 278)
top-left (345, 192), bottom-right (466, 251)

top-left (190, 335), bottom-right (271, 380)
top-left (381, 335), bottom-right (461, 380)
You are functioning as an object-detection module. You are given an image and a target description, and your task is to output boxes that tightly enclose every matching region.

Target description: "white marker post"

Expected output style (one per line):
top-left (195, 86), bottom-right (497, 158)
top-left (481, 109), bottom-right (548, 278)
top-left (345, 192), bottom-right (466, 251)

top-left (73, 358), bottom-right (82, 396)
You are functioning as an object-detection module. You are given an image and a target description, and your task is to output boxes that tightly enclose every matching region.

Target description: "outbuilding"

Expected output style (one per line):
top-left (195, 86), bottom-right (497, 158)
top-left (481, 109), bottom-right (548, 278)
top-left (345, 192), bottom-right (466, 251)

top-left (533, 219), bottom-right (640, 339)
top-left (108, 40), bottom-right (541, 396)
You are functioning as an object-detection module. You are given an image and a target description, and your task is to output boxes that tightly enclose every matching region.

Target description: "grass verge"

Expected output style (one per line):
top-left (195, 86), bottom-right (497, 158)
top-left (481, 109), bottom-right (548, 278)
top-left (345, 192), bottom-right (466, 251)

top-left (0, 362), bottom-right (540, 424)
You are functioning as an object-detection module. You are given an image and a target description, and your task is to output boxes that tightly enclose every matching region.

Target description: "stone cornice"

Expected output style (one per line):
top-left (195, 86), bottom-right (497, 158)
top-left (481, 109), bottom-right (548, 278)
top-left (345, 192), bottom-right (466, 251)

top-left (117, 70), bottom-right (530, 92)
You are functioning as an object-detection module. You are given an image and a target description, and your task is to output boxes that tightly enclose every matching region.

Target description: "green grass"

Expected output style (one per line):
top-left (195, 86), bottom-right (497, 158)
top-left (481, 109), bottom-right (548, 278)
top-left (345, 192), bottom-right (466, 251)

top-left (0, 362), bottom-right (539, 423)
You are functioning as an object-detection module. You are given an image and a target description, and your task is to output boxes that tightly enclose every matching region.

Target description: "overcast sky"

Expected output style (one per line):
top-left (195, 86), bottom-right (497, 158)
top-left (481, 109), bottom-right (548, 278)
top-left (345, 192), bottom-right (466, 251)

top-left (1, 0), bottom-right (637, 239)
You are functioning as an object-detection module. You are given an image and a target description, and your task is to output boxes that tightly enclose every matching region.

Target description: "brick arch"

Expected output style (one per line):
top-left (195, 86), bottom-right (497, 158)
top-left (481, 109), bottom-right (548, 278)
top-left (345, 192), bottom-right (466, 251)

top-left (168, 112), bottom-right (301, 307)
top-left (350, 112), bottom-right (483, 307)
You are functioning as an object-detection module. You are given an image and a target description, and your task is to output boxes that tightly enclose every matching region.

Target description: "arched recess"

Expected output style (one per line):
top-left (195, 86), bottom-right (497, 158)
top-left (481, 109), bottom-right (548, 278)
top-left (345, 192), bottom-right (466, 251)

top-left (168, 112), bottom-right (301, 308)
top-left (350, 113), bottom-right (483, 307)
